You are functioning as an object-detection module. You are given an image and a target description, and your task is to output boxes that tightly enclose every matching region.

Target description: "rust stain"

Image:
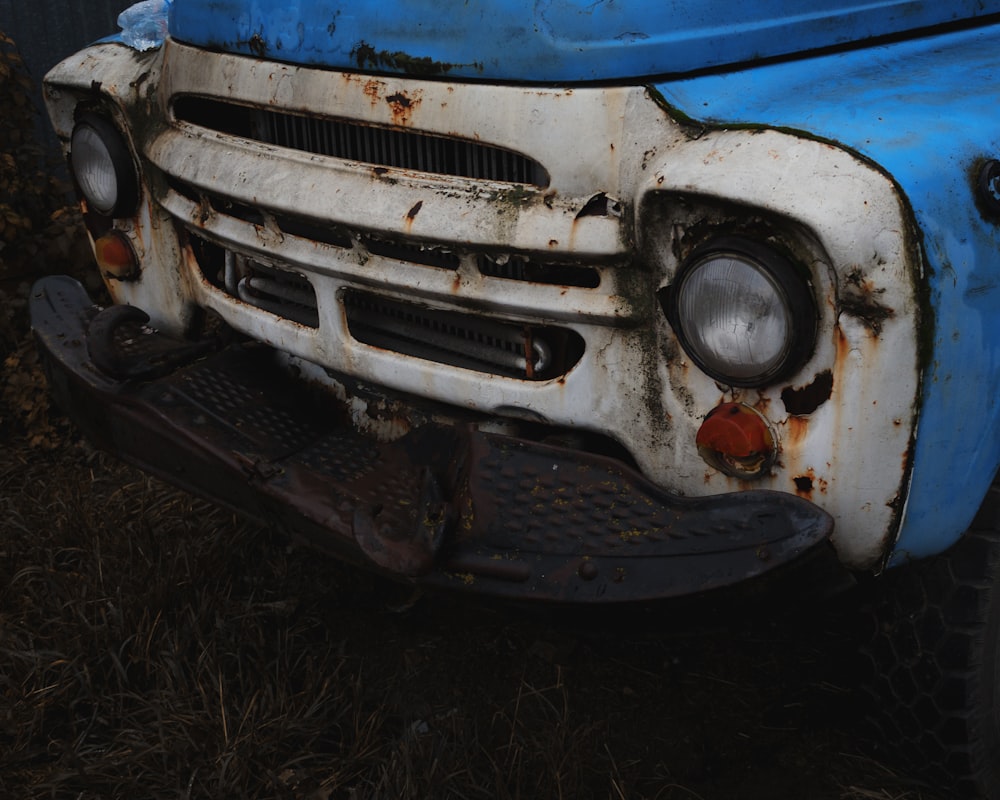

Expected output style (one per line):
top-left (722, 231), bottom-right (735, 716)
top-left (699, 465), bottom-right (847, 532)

top-left (752, 395), bottom-right (771, 415)
top-left (131, 199), bottom-right (155, 252)
top-left (523, 327), bottom-right (535, 380)
top-left (196, 196), bottom-right (211, 226)
top-left (840, 267), bottom-right (894, 335)
top-left (833, 324), bottom-right (851, 375)
top-left (386, 90), bottom-right (421, 125)
top-left (403, 201), bottom-right (422, 233)
top-left (792, 468), bottom-right (817, 500)
top-left (248, 33), bottom-right (267, 58)
top-left (782, 414), bottom-right (810, 449)
top-left (103, 269), bottom-right (126, 304)
top-left (362, 79), bottom-right (383, 106)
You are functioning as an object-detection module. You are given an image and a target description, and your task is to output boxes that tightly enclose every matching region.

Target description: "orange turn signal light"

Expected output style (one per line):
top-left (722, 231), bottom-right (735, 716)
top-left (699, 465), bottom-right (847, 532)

top-left (94, 230), bottom-right (138, 280)
top-left (696, 402), bottom-right (775, 478)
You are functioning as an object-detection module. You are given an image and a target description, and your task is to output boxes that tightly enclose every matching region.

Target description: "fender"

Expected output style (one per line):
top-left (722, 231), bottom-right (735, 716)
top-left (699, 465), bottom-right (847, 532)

top-left (655, 22), bottom-right (1000, 563)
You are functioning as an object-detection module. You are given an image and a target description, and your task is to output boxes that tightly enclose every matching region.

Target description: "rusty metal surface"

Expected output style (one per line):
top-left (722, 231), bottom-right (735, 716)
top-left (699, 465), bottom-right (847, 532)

top-left (88, 304), bottom-right (218, 379)
top-left (31, 275), bottom-right (834, 602)
top-left (40, 41), bottom-right (922, 571)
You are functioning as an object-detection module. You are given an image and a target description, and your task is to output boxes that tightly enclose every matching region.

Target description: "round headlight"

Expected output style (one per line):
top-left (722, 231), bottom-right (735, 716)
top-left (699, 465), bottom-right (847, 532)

top-left (70, 115), bottom-right (139, 217)
top-left (670, 238), bottom-right (815, 387)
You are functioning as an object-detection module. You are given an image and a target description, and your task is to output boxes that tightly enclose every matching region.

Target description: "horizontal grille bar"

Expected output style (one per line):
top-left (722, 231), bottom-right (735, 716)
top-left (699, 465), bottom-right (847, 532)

top-left (166, 176), bottom-right (353, 249)
top-left (174, 96), bottom-right (550, 187)
top-left (165, 175), bottom-right (603, 289)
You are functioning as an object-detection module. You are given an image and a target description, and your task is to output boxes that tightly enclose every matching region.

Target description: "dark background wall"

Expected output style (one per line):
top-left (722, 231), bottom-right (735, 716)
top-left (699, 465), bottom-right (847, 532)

top-left (1, 0), bottom-right (132, 87)
top-left (1, 0), bottom-right (133, 150)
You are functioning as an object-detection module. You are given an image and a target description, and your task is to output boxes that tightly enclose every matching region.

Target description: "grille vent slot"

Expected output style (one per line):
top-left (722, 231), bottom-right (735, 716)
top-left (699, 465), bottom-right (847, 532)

top-left (174, 96), bottom-right (550, 187)
top-left (363, 236), bottom-right (460, 271)
top-left (343, 291), bottom-right (583, 380)
top-left (237, 264), bottom-right (318, 328)
top-left (187, 233), bottom-right (319, 328)
top-left (477, 254), bottom-right (600, 288)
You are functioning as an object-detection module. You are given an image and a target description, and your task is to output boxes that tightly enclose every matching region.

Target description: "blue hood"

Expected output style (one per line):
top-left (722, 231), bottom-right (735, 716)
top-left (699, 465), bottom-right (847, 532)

top-left (169, 0), bottom-right (1000, 82)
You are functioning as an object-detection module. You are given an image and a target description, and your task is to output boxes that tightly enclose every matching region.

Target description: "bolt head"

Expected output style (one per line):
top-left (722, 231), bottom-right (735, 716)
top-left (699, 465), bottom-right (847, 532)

top-left (977, 159), bottom-right (1000, 218)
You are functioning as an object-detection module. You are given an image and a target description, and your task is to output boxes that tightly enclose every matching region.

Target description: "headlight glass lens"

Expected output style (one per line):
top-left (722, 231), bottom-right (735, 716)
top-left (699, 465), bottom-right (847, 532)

top-left (70, 116), bottom-right (137, 217)
top-left (673, 242), bottom-right (812, 386)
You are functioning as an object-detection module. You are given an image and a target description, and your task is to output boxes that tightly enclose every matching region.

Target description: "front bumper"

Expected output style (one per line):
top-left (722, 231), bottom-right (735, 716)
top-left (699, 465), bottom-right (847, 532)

top-left (31, 275), bottom-right (834, 602)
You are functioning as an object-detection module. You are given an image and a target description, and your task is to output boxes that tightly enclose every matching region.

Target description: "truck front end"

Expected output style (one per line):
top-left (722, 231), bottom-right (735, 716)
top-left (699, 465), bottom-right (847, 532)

top-left (31, 0), bottom-right (1000, 604)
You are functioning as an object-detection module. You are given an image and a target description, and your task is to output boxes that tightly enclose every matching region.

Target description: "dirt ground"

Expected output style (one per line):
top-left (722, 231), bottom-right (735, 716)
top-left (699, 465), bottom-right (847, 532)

top-left (0, 279), bottom-right (952, 800)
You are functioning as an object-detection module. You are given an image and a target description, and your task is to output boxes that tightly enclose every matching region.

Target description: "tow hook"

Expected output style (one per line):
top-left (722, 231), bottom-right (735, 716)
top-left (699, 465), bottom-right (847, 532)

top-left (88, 304), bottom-right (218, 380)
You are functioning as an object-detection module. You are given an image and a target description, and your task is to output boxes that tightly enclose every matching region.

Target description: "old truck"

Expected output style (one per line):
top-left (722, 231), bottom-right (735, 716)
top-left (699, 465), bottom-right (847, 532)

top-left (28, 0), bottom-right (1000, 794)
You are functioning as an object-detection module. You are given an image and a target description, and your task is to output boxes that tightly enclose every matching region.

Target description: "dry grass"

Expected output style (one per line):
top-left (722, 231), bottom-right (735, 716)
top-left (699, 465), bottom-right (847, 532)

top-left (0, 365), bottom-right (955, 798)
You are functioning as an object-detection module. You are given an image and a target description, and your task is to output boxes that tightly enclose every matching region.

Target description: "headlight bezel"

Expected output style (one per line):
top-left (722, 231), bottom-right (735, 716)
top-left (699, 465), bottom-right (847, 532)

top-left (663, 236), bottom-right (817, 388)
top-left (69, 112), bottom-right (140, 219)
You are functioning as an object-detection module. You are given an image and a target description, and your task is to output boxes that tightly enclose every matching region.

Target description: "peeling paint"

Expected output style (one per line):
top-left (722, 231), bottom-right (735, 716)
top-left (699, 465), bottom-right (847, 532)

top-left (350, 41), bottom-right (481, 77)
top-left (781, 370), bottom-right (833, 416)
top-left (840, 267), bottom-right (894, 335)
top-left (386, 90), bottom-right (420, 126)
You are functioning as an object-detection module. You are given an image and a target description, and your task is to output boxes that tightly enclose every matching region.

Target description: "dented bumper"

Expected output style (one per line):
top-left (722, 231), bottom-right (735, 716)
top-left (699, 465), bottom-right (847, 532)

top-left (31, 275), bottom-right (834, 602)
